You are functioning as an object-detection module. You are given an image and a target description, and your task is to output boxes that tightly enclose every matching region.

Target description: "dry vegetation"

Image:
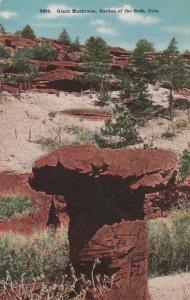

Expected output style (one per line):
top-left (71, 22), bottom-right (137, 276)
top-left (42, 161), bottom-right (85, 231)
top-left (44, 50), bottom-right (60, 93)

top-left (0, 202), bottom-right (189, 298)
top-left (0, 228), bottom-right (114, 299)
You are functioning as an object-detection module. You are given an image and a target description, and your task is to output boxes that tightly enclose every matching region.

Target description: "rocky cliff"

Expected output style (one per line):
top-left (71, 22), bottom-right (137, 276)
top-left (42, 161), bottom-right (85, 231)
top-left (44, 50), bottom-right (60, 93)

top-left (0, 34), bottom-right (132, 94)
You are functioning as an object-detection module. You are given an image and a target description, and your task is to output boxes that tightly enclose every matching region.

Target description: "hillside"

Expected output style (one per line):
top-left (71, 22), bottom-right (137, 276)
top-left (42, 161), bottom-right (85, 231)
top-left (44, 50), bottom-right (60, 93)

top-left (0, 34), bottom-right (133, 94)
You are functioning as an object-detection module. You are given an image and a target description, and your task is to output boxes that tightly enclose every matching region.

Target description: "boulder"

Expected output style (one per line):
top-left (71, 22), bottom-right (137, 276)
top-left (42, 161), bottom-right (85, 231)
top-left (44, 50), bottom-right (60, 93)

top-left (29, 145), bottom-right (178, 300)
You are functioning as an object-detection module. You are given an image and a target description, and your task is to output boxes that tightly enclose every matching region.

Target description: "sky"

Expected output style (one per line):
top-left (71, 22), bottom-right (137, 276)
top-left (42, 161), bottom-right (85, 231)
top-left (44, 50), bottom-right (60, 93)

top-left (0, 0), bottom-right (190, 51)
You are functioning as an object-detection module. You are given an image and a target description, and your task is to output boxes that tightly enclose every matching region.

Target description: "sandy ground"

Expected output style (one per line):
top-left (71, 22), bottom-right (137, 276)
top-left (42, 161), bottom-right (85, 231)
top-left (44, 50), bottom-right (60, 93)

top-left (0, 91), bottom-right (105, 173)
top-left (149, 272), bottom-right (190, 300)
top-left (0, 85), bottom-right (190, 173)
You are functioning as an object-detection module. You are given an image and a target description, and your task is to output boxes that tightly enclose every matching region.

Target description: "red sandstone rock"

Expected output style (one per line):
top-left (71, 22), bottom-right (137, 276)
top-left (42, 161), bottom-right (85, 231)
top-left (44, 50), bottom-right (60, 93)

top-left (181, 52), bottom-right (190, 61)
top-left (62, 109), bottom-right (112, 120)
top-left (144, 175), bottom-right (190, 220)
top-left (35, 69), bottom-right (83, 82)
top-left (31, 87), bottom-right (57, 94)
top-left (144, 187), bottom-right (179, 220)
top-left (0, 35), bottom-right (133, 94)
top-left (67, 51), bottom-right (81, 61)
top-left (182, 176), bottom-right (190, 189)
top-left (179, 88), bottom-right (190, 98)
top-left (1, 35), bottom-right (188, 95)
top-left (0, 172), bottom-right (60, 234)
top-left (29, 145), bottom-right (178, 300)
top-left (32, 145), bottom-right (177, 186)
top-left (1, 83), bottom-right (19, 96)
top-left (0, 35), bottom-right (38, 48)
top-left (109, 46), bottom-right (131, 57)
top-left (32, 60), bottom-right (80, 71)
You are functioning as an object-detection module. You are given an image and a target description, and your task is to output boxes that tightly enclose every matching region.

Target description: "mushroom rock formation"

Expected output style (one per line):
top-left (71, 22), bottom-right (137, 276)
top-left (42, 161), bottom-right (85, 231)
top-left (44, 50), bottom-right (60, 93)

top-left (0, 172), bottom-right (59, 234)
top-left (29, 145), bottom-right (178, 300)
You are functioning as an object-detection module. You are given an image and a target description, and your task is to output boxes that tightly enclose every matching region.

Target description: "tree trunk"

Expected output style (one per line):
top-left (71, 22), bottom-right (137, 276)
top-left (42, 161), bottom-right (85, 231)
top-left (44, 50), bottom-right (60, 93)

top-left (90, 82), bottom-right (92, 98)
top-left (169, 88), bottom-right (175, 134)
top-left (19, 83), bottom-right (21, 101)
top-left (187, 109), bottom-right (190, 123)
top-left (0, 66), bottom-right (2, 92)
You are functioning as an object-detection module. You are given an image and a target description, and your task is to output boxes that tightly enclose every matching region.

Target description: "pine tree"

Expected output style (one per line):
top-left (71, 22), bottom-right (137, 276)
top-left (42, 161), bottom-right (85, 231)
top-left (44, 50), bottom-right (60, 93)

top-left (81, 36), bottom-right (112, 99)
top-left (117, 71), bottom-right (133, 102)
top-left (12, 48), bottom-right (37, 97)
top-left (21, 25), bottom-right (36, 39)
top-left (116, 71), bottom-right (153, 122)
top-left (129, 78), bottom-right (153, 121)
top-left (0, 24), bottom-right (5, 35)
top-left (133, 39), bottom-right (156, 82)
top-left (96, 104), bottom-right (140, 148)
top-left (58, 29), bottom-right (71, 45)
top-left (69, 37), bottom-right (80, 51)
top-left (158, 38), bottom-right (188, 131)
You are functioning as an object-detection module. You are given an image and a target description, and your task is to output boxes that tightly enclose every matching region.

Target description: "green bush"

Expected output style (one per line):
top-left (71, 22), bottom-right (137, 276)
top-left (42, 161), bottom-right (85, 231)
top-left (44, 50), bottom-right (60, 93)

top-left (97, 90), bottom-right (112, 107)
top-left (180, 148), bottom-right (190, 181)
top-left (148, 207), bottom-right (190, 276)
top-left (0, 195), bottom-right (33, 220)
top-left (0, 228), bottom-right (69, 283)
top-left (32, 44), bottom-right (58, 61)
top-left (12, 47), bottom-right (35, 74)
top-left (0, 46), bottom-right (10, 60)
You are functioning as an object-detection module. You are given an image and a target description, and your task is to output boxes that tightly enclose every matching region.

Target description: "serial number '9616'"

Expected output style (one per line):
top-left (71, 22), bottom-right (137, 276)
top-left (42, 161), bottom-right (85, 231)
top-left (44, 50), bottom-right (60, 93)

top-left (40, 9), bottom-right (51, 13)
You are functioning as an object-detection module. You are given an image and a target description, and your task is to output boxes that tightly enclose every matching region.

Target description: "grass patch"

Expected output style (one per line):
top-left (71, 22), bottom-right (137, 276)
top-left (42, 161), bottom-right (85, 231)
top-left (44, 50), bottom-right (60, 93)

top-left (0, 228), bottom-right (69, 283)
top-left (161, 131), bottom-right (175, 139)
top-left (35, 137), bottom-right (66, 151)
top-left (0, 229), bottom-right (114, 299)
top-left (35, 126), bottom-right (97, 151)
top-left (64, 125), bottom-right (96, 145)
top-left (0, 195), bottom-right (33, 220)
top-left (175, 119), bottom-right (188, 132)
top-left (148, 204), bottom-right (190, 277)
top-left (0, 203), bottom-right (189, 297)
